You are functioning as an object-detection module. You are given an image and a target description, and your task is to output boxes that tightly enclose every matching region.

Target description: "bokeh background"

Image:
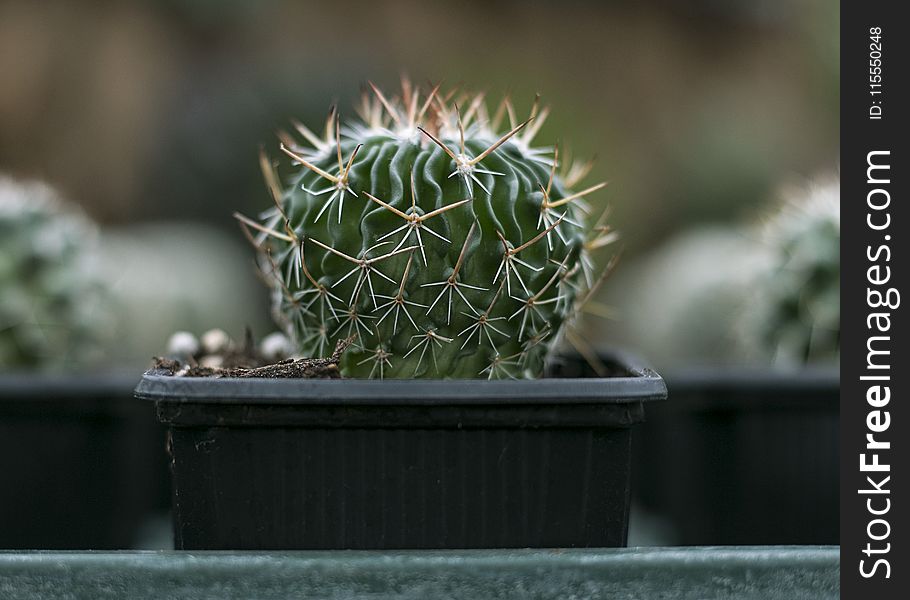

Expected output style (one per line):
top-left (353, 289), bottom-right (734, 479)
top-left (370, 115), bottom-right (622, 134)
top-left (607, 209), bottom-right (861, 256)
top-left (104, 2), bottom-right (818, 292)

top-left (0, 0), bottom-right (839, 369)
top-left (0, 0), bottom-right (841, 551)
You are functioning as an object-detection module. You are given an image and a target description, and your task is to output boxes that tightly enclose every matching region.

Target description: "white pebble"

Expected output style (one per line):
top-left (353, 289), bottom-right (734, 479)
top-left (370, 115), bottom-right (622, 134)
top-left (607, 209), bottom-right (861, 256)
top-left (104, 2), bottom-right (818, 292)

top-left (166, 331), bottom-right (199, 357)
top-left (260, 332), bottom-right (293, 361)
top-left (200, 328), bottom-right (232, 355)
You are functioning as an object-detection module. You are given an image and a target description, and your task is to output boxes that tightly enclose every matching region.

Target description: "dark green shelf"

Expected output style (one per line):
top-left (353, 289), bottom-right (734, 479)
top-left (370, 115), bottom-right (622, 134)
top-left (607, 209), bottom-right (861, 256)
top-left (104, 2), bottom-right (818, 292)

top-left (0, 546), bottom-right (838, 599)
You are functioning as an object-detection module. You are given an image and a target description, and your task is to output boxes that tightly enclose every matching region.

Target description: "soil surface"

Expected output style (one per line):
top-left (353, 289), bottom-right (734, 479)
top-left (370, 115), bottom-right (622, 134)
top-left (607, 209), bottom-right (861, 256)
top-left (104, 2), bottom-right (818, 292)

top-left (151, 336), bottom-right (352, 379)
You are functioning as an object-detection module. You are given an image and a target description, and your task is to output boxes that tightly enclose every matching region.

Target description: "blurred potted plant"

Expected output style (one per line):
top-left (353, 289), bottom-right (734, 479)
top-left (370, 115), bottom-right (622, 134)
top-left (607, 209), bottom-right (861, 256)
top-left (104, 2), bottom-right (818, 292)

top-left (629, 175), bottom-right (840, 545)
top-left (136, 81), bottom-right (666, 550)
top-left (0, 176), bottom-right (164, 549)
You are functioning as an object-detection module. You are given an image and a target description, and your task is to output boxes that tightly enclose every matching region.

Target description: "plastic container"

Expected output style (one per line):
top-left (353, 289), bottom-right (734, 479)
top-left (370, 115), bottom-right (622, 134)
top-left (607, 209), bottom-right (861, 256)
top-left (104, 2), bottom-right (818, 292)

top-left (633, 367), bottom-right (839, 545)
top-left (135, 352), bottom-right (666, 550)
top-left (0, 375), bottom-right (169, 549)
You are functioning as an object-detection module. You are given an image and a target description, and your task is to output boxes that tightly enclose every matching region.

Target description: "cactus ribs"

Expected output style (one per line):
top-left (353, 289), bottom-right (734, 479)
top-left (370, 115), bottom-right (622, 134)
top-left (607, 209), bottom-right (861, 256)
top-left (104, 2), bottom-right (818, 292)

top-left (235, 79), bottom-right (618, 378)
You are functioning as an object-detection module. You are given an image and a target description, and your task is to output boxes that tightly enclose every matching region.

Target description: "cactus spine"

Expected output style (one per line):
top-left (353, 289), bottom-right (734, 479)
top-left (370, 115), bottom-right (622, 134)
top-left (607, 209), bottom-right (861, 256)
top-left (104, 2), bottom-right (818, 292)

top-left (240, 81), bottom-right (615, 378)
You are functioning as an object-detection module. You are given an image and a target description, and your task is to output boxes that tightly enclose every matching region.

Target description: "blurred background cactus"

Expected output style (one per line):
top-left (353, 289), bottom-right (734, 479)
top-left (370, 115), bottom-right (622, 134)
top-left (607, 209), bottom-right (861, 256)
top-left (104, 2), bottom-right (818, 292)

top-left (92, 222), bottom-right (271, 370)
top-left (0, 176), bottom-right (110, 370)
top-left (243, 83), bottom-right (616, 378)
top-left (745, 175), bottom-right (840, 365)
top-left (605, 227), bottom-right (770, 368)
top-left (605, 173), bottom-right (839, 369)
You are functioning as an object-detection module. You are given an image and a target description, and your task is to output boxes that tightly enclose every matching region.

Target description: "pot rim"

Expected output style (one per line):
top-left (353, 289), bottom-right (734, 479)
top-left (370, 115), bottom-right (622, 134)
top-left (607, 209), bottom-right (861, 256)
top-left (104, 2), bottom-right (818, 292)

top-left (134, 349), bottom-right (666, 406)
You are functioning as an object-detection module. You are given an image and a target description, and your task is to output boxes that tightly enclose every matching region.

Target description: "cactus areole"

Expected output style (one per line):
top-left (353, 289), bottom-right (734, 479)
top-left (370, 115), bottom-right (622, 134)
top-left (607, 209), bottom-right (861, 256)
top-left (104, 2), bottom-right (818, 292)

top-left (240, 81), bottom-right (616, 379)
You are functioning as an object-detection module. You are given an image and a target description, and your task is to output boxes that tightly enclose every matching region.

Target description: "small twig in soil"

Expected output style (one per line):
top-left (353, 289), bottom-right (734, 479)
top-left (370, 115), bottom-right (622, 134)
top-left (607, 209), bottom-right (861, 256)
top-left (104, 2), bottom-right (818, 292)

top-left (151, 336), bottom-right (355, 379)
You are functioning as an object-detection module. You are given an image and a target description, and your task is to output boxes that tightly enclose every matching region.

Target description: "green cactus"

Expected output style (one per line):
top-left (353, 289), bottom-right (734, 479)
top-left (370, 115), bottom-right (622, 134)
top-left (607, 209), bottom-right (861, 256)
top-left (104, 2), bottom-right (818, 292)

top-left (750, 175), bottom-right (840, 365)
top-left (0, 176), bottom-right (109, 370)
top-left (239, 82), bottom-right (615, 378)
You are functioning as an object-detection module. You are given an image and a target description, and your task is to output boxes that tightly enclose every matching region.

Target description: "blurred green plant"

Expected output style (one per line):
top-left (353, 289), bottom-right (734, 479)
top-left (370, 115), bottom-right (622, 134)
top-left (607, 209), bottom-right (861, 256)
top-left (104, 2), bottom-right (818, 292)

top-left (604, 226), bottom-right (770, 368)
top-left (746, 175), bottom-right (839, 365)
top-left (605, 173), bottom-right (839, 369)
top-left (0, 176), bottom-right (110, 370)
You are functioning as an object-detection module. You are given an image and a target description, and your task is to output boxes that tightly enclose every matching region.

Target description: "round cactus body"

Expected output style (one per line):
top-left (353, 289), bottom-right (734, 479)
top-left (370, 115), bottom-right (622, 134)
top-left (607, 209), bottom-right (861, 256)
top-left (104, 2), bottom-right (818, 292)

top-left (750, 175), bottom-right (840, 365)
top-left (0, 176), bottom-right (109, 370)
top-left (243, 83), bottom-right (614, 378)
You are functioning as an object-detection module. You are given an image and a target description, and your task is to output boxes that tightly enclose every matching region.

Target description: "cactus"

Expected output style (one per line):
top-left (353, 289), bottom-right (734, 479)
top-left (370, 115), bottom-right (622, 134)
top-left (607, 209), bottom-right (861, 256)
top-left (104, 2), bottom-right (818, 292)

top-left (239, 81), bottom-right (616, 378)
top-left (748, 175), bottom-right (840, 365)
top-left (0, 176), bottom-right (109, 370)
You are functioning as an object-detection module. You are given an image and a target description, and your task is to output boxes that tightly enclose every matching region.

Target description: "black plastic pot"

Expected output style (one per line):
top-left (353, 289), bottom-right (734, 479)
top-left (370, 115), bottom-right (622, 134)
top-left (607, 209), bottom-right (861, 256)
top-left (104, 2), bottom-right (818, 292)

top-left (632, 367), bottom-right (839, 545)
top-left (135, 353), bottom-right (666, 550)
top-left (0, 375), bottom-right (170, 549)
